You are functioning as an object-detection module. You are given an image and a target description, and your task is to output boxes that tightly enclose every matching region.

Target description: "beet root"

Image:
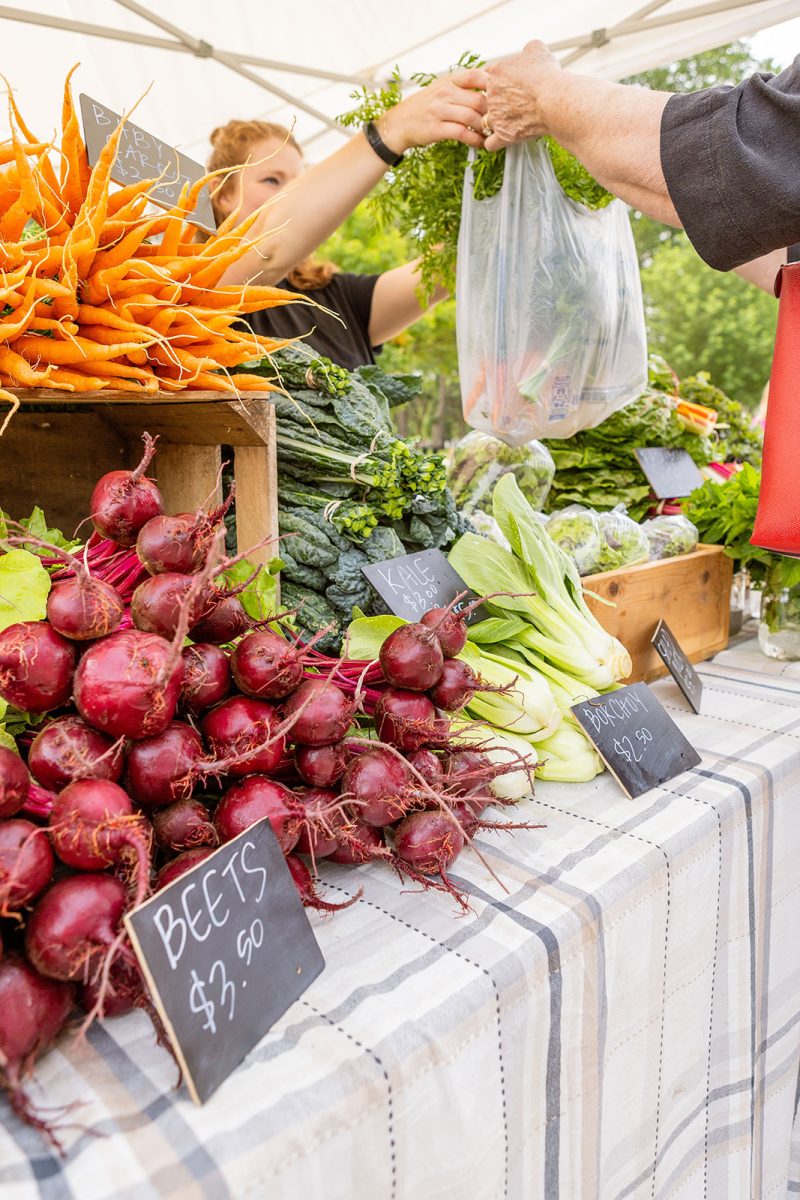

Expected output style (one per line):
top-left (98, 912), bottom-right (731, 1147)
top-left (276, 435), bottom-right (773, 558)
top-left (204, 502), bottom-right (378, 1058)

top-left (0, 746), bottom-right (29, 818)
top-left (0, 622), bottom-right (76, 713)
top-left (125, 721), bottom-right (205, 808)
top-left (152, 798), bottom-right (218, 853)
top-left (28, 716), bottom-right (124, 792)
top-left (180, 643), bottom-right (231, 713)
top-left (285, 854), bottom-right (359, 913)
top-left (25, 873), bottom-right (128, 983)
top-left (214, 776), bottom-right (301, 852)
top-left (73, 629), bottom-right (183, 740)
top-left (0, 820), bottom-right (55, 912)
top-left (156, 847), bottom-right (215, 889)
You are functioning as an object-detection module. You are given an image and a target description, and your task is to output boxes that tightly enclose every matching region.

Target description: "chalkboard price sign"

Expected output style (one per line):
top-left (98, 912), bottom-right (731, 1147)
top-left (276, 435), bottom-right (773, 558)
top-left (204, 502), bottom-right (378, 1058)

top-left (651, 619), bottom-right (703, 713)
top-left (80, 95), bottom-right (215, 231)
top-left (633, 447), bottom-right (704, 499)
top-left (125, 820), bottom-right (324, 1104)
top-left (361, 548), bottom-right (482, 623)
top-left (571, 682), bottom-right (701, 798)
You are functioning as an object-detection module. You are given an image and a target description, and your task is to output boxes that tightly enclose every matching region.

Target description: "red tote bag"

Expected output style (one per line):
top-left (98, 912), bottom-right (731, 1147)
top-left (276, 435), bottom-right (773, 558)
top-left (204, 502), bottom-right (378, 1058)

top-left (751, 261), bottom-right (800, 554)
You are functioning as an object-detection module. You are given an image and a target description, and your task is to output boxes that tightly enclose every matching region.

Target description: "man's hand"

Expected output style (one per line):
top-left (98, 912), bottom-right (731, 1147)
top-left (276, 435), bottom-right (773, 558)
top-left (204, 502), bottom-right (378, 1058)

top-left (484, 40), bottom-right (562, 151)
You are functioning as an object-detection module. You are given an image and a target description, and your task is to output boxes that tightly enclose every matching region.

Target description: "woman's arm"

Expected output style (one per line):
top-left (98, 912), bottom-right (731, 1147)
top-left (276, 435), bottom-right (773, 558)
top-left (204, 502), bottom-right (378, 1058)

top-left (368, 261), bottom-right (448, 346)
top-left (219, 69), bottom-right (488, 288)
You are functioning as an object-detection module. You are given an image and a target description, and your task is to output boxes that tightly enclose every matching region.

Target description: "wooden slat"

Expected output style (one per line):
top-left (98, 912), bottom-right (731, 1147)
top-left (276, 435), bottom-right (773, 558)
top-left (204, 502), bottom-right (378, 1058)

top-left (233, 406), bottom-right (278, 567)
top-left (156, 445), bottom-right (222, 517)
top-left (583, 544), bottom-right (733, 683)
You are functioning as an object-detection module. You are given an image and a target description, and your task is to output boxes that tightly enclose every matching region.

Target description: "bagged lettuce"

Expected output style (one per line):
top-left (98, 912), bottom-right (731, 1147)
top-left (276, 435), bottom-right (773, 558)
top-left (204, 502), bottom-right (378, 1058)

top-left (596, 508), bottom-right (650, 571)
top-left (448, 431), bottom-right (555, 515)
top-left (642, 514), bottom-right (699, 560)
top-left (546, 506), bottom-right (603, 575)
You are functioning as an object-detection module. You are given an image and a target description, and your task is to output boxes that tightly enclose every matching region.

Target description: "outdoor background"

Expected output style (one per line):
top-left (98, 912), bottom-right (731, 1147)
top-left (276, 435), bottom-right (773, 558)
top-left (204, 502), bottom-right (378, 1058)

top-left (321, 39), bottom-right (788, 445)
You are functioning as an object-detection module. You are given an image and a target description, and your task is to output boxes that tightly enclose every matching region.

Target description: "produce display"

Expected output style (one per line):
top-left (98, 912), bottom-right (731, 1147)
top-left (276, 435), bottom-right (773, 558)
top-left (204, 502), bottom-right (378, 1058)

top-left (0, 70), bottom-right (295, 433)
top-left (236, 347), bottom-right (468, 650)
top-left (0, 435), bottom-right (557, 1146)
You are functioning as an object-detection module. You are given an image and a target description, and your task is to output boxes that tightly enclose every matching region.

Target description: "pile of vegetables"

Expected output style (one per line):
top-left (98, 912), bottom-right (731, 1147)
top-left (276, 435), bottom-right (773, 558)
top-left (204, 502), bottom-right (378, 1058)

top-left (0, 435), bottom-right (547, 1147)
top-left (338, 53), bottom-right (612, 299)
top-left (236, 347), bottom-right (469, 650)
top-left (0, 69), bottom-right (300, 433)
top-left (348, 473), bottom-right (629, 784)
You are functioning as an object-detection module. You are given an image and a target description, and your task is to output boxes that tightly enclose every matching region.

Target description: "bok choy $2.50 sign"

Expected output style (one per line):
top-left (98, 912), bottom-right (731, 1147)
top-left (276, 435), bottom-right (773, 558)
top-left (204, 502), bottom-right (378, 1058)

top-left (124, 820), bottom-right (324, 1104)
top-left (570, 682), bottom-right (701, 798)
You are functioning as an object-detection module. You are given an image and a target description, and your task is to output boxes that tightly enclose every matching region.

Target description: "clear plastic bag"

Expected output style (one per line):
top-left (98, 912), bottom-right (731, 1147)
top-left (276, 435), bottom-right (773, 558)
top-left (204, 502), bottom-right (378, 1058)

top-left (596, 507), bottom-right (650, 571)
top-left (641, 514), bottom-right (699, 560)
top-left (456, 141), bottom-right (648, 446)
top-left (546, 506), bottom-right (604, 576)
top-left (448, 431), bottom-right (555, 514)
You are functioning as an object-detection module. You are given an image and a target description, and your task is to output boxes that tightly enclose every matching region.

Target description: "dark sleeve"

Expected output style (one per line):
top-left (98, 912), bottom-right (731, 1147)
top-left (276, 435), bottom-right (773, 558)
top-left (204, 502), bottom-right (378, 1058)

top-left (337, 273), bottom-right (381, 345)
top-left (660, 59), bottom-right (800, 270)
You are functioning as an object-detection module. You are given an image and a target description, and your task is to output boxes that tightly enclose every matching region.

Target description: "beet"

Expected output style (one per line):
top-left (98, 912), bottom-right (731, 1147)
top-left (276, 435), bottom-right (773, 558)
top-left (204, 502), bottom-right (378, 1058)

top-left (0, 820), bottom-right (54, 910)
top-left (420, 607), bottom-right (468, 658)
top-left (136, 512), bottom-right (206, 575)
top-left (73, 629), bottom-right (183, 740)
top-left (231, 630), bottom-right (304, 699)
top-left (282, 677), bottom-right (355, 747)
top-left (214, 776), bottom-right (301, 852)
top-left (156, 847), bottom-right (215, 889)
top-left (394, 809), bottom-right (465, 875)
top-left (295, 787), bottom-right (340, 858)
top-left (443, 749), bottom-right (492, 797)
top-left (295, 741), bottom-right (348, 787)
top-left (406, 748), bottom-right (444, 788)
top-left (329, 821), bottom-right (385, 864)
top-left (374, 688), bottom-right (439, 751)
top-left (0, 746), bottom-right (28, 818)
top-left (90, 432), bottom-right (164, 546)
top-left (46, 575), bottom-right (125, 641)
top-left (77, 953), bottom-right (143, 1019)
top-left (180, 643), bottom-right (231, 712)
top-left (342, 749), bottom-right (412, 827)
top-left (379, 622), bottom-right (444, 691)
top-left (152, 798), bottom-right (218, 852)
top-left (131, 573), bottom-right (210, 640)
top-left (28, 716), bottom-right (124, 792)
top-left (285, 853), bottom-right (359, 913)
top-left (189, 595), bottom-right (249, 644)
top-left (48, 779), bottom-right (151, 886)
top-left (201, 696), bottom-right (285, 776)
top-left (26, 873), bottom-right (128, 982)
top-left (125, 721), bottom-right (204, 808)
top-left (0, 621), bottom-right (76, 713)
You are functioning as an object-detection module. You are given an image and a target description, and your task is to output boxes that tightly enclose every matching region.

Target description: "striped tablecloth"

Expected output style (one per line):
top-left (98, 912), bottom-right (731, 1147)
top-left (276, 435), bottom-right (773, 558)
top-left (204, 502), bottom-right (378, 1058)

top-left (3, 633), bottom-right (800, 1200)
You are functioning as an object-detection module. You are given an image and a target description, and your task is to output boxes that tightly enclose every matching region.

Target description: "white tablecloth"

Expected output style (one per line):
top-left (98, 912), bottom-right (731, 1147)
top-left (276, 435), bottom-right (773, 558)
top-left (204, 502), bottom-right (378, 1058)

top-left (2, 634), bottom-right (800, 1200)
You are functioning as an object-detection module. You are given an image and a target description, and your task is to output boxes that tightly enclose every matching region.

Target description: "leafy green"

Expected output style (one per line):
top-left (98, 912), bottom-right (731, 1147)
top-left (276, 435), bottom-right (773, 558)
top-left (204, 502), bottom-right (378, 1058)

top-left (641, 514), bottom-right (699, 560)
top-left (217, 558), bottom-right (282, 623)
top-left (0, 548), bottom-right (51, 631)
top-left (683, 464), bottom-right (800, 588)
top-left (678, 372), bottom-right (762, 465)
top-left (338, 53), bottom-right (611, 297)
top-left (448, 431), bottom-right (555, 515)
top-left (0, 506), bottom-right (82, 568)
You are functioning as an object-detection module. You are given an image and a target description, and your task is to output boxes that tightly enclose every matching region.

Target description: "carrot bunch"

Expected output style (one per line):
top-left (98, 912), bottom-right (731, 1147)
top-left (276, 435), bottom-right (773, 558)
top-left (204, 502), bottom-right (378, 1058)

top-left (0, 68), bottom-right (300, 433)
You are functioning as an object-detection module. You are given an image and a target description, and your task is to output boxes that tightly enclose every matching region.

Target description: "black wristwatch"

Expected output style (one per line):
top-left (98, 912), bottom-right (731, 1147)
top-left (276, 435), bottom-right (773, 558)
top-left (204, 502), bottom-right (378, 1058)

top-left (787, 243), bottom-right (800, 264)
top-left (363, 120), bottom-right (404, 168)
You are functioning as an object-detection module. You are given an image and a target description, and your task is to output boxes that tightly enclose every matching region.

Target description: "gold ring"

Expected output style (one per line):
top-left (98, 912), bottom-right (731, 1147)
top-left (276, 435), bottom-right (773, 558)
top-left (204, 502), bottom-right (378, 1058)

top-left (481, 114), bottom-right (493, 136)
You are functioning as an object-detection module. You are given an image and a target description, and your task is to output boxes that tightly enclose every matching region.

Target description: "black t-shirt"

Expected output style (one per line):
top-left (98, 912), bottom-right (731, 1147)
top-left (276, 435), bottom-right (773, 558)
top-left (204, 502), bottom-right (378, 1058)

top-left (660, 58), bottom-right (800, 271)
top-left (245, 272), bottom-right (382, 370)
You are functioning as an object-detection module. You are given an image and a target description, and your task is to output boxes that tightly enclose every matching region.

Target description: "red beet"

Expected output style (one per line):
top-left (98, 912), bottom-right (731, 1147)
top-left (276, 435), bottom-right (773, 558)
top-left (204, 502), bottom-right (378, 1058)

top-left (201, 696), bottom-right (285, 776)
top-left (282, 677), bottom-right (355, 747)
top-left (77, 953), bottom-right (143, 1019)
top-left (214, 776), bottom-right (301, 852)
top-left (379, 622), bottom-right (444, 691)
top-left (131, 573), bottom-right (209, 640)
top-left (285, 853), bottom-right (358, 913)
top-left (125, 721), bottom-right (204, 808)
top-left (231, 630), bottom-right (304, 699)
top-left (25, 873), bottom-right (128, 982)
top-left (429, 659), bottom-right (482, 711)
top-left (28, 716), bottom-right (123, 792)
top-left (189, 595), bottom-right (249, 644)
top-left (443, 750), bottom-right (492, 798)
top-left (295, 741), bottom-right (348, 787)
top-left (48, 780), bottom-right (151, 892)
top-left (46, 575), bottom-right (124, 641)
top-left (0, 820), bottom-right (54, 911)
top-left (73, 629), bottom-right (183, 740)
top-left (180, 643), bottom-right (231, 712)
top-left (90, 432), bottom-right (164, 546)
top-left (295, 787), bottom-right (340, 858)
top-left (329, 821), bottom-right (385, 864)
top-left (394, 809), bottom-right (465, 875)
top-left (342, 749), bottom-right (411, 827)
top-left (136, 512), bottom-right (206, 575)
top-left (407, 748), bottom-right (444, 788)
top-left (0, 956), bottom-right (74, 1146)
top-left (374, 688), bottom-right (439, 751)
top-left (420, 607), bottom-right (468, 658)
top-left (152, 798), bottom-right (218, 852)
top-left (156, 847), bottom-right (215, 889)
top-left (0, 746), bottom-right (28, 818)
top-left (0, 621), bottom-right (75, 713)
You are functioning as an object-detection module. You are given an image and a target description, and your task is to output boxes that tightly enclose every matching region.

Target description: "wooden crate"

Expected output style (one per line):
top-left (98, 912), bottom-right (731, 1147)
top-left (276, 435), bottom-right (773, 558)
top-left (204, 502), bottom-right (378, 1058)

top-left (582, 544), bottom-right (733, 683)
top-left (0, 390), bottom-right (277, 565)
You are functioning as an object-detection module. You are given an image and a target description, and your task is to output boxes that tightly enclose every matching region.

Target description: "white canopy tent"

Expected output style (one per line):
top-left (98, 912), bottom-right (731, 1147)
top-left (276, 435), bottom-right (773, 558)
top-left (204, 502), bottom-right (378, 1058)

top-left (0, 0), bottom-right (797, 166)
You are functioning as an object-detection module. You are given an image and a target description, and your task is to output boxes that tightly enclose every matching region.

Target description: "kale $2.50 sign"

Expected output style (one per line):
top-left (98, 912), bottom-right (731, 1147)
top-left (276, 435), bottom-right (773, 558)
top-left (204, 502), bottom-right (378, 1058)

top-left (570, 682), bottom-right (701, 798)
top-left (362, 548), bottom-right (483, 623)
top-left (125, 820), bottom-right (324, 1104)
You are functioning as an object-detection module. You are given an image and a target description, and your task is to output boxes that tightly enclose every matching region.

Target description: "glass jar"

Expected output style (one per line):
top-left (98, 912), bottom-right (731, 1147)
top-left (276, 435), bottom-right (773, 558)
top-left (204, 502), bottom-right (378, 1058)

top-left (758, 562), bottom-right (800, 660)
top-left (730, 569), bottom-right (750, 636)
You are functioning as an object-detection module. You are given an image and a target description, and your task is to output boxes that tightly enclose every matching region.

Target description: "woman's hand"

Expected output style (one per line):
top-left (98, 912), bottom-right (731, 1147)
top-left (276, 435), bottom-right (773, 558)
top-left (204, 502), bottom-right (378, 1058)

top-left (484, 40), bottom-right (562, 150)
top-left (376, 67), bottom-right (490, 153)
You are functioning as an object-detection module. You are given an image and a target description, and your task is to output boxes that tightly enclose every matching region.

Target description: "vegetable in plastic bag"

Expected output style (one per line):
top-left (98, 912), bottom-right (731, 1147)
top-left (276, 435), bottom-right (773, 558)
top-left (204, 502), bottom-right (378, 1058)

top-left (546, 507), bottom-right (603, 576)
top-left (448, 431), bottom-right (555, 514)
top-left (466, 508), bottom-right (512, 551)
top-left (456, 141), bottom-right (647, 446)
top-left (595, 508), bottom-right (650, 572)
top-left (642, 514), bottom-right (699, 560)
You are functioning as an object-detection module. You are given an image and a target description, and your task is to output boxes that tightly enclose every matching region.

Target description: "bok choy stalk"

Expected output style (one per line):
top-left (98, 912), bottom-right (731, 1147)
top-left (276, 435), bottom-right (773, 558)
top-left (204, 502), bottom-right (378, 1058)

top-left (449, 719), bottom-right (539, 801)
top-left (535, 723), bottom-right (604, 782)
top-left (460, 643), bottom-right (560, 741)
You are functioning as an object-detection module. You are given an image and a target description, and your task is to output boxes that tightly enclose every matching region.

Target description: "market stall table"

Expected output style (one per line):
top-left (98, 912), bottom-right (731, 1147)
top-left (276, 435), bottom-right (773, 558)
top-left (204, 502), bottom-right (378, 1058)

top-left (2, 633), bottom-right (800, 1200)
